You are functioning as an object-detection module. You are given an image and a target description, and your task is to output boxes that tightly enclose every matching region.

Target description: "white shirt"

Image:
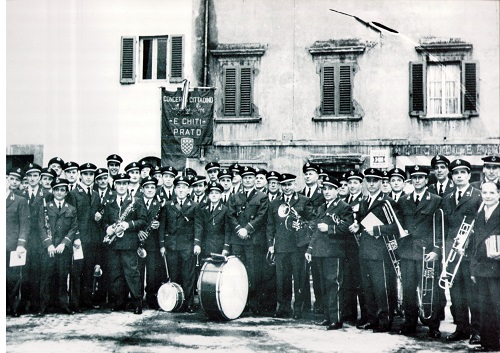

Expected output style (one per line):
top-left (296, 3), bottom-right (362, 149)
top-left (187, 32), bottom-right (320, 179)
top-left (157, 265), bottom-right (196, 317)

top-left (484, 203), bottom-right (498, 222)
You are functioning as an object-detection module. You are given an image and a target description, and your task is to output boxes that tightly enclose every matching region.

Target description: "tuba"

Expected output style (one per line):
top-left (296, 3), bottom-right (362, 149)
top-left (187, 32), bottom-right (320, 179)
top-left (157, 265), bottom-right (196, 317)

top-left (278, 202), bottom-right (303, 231)
top-left (439, 216), bottom-right (475, 289)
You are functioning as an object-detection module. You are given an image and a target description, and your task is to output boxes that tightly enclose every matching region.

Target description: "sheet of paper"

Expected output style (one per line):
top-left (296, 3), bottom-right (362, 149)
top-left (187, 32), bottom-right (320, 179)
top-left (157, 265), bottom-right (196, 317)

top-left (10, 250), bottom-right (26, 267)
top-left (360, 212), bottom-right (384, 231)
top-left (73, 245), bottom-right (84, 260)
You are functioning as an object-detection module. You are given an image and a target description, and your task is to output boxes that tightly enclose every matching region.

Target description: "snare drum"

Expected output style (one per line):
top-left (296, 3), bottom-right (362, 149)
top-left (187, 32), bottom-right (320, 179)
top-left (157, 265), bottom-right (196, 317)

top-left (157, 282), bottom-right (184, 312)
top-left (197, 255), bottom-right (248, 320)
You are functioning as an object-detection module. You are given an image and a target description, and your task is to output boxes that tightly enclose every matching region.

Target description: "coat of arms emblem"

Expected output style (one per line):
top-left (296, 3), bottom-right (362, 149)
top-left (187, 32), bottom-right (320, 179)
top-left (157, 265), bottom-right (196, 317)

top-left (180, 138), bottom-right (194, 155)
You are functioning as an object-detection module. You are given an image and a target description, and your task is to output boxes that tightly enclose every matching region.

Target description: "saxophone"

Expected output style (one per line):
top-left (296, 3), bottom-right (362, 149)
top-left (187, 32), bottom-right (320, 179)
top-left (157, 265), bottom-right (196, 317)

top-left (103, 197), bottom-right (136, 245)
top-left (137, 197), bottom-right (165, 258)
top-left (43, 199), bottom-right (52, 240)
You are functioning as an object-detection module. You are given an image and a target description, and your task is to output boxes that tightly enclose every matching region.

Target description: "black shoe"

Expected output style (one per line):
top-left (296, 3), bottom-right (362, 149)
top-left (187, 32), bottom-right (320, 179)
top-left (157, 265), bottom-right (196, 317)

top-left (399, 326), bottom-right (417, 335)
top-left (185, 306), bottom-right (195, 314)
top-left (357, 322), bottom-right (377, 330)
top-left (134, 307), bottom-right (142, 315)
top-left (472, 346), bottom-right (499, 352)
top-left (273, 311), bottom-right (290, 318)
top-left (446, 330), bottom-right (468, 341)
top-left (326, 322), bottom-right (343, 331)
top-left (36, 310), bottom-right (46, 317)
top-left (373, 325), bottom-right (390, 333)
top-left (316, 319), bottom-right (331, 326)
top-left (428, 329), bottom-right (441, 339)
top-left (11, 311), bottom-right (20, 318)
top-left (293, 313), bottom-right (302, 320)
top-left (469, 334), bottom-right (481, 345)
top-left (62, 307), bottom-right (74, 315)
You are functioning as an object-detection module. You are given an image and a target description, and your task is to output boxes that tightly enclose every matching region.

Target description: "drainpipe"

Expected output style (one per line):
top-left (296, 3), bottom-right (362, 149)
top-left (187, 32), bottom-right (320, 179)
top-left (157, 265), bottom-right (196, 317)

top-left (203, 0), bottom-right (209, 86)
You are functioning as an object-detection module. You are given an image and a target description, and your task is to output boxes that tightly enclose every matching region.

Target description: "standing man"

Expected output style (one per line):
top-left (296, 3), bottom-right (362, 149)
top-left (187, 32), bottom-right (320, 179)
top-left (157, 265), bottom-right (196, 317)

top-left (227, 166), bottom-right (269, 315)
top-left (388, 168), bottom-right (406, 202)
top-left (471, 155), bottom-right (500, 190)
top-left (428, 155), bottom-right (455, 197)
top-left (338, 173), bottom-right (350, 200)
top-left (397, 165), bottom-right (443, 338)
top-left (229, 163), bottom-right (243, 194)
top-left (7, 168), bottom-right (24, 194)
top-left (255, 168), bottom-right (268, 193)
top-left (106, 154), bottom-right (123, 190)
top-left (205, 162), bottom-right (220, 183)
top-left (63, 162), bottom-right (80, 191)
top-left (47, 157), bottom-right (65, 177)
top-left (139, 161), bottom-right (153, 182)
top-left (102, 172), bottom-right (147, 314)
top-left (40, 168), bottom-right (57, 192)
top-left (191, 176), bottom-right (208, 206)
top-left (267, 173), bottom-right (314, 319)
top-left (306, 174), bottom-right (353, 330)
top-left (266, 171), bottom-right (282, 202)
top-left (157, 166), bottom-right (177, 201)
top-left (218, 168), bottom-right (233, 205)
top-left (159, 176), bottom-right (199, 313)
top-left (125, 162), bottom-right (142, 197)
top-left (6, 176), bottom-right (30, 317)
top-left (441, 159), bottom-right (482, 344)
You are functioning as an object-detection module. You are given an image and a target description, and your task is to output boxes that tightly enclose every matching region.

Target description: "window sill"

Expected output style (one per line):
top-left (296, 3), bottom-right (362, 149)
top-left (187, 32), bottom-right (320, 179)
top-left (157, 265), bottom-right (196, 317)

top-left (312, 116), bottom-right (362, 122)
top-left (411, 114), bottom-right (477, 120)
top-left (214, 117), bottom-right (262, 124)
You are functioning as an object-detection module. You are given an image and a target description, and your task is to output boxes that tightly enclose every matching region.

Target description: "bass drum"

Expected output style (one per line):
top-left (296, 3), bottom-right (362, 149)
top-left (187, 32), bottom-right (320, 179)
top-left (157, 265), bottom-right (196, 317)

top-left (198, 255), bottom-right (248, 320)
top-left (157, 282), bottom-right (184, 312)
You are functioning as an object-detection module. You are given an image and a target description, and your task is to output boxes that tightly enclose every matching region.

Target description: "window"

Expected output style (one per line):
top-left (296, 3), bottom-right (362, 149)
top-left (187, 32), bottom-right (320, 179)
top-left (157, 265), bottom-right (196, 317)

top-left (120, 35), bottom-right (184, 84)
top-left (223, 66), bottom-right (253, 117)
top-left (427, 63), bottom-right (461, 117)
top-left (321, 63), bottom-right (353, 116)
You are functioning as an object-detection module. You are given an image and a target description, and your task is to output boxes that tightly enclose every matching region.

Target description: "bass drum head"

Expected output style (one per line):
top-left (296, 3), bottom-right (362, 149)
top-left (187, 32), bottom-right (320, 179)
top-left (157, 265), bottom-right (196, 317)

top-left (157, 282), bottom-right (184, 312)
top-left (218, 256), bottom-right (248, 320)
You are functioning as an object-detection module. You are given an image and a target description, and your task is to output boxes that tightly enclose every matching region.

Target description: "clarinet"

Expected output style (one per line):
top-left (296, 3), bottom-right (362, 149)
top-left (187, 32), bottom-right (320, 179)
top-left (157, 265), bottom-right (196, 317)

top-left (103, 197), bottom-right (136, 245)
top-left (42, 199), bottom-right (52, 240)
top-left (137, 197), bottom-right (165, 258)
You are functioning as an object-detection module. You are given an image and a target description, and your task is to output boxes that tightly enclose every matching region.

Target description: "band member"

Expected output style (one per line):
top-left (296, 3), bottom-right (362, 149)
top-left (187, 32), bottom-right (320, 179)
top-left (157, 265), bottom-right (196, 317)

top-left (338, 173), bottom-right (349, 200)
top-left (7, 168), bottom-right (24, 193)
top-left (21, 174), bottom-right (29, 191)
top-left (106, 154), bottom-right (123, 190)
top-left (125, 162), bottom-right (142, 197)
top-left (268, 173), bottom-right (314, 319)
top-left (428, 155), bottom-right (455, 197)
top-left (137, 176), bottom-right (165, 310)
top-left (255, 168), bottom-right (268, 193)
top-left (441, 159), bottom-right (482, 344)
top-left (350, 168), bottom-right (400, 332)
top-left (38, 178), bottom-right (78, 316)
top-left (381, 171), bottom-right (392, 195)
top-left (397, 165), bottom-right (443, 338)
top-left (6, 176), bottom-right (30, 317)
top-left (229, 163), bottom-right (243, 194)
top-left (152, 165), bottom-right (163, 187)
top-left (266, 171), bottom-right (282, 202)
top-left (67, 162), bottom-right (99, 312)
top-left (470, 181), bottom-right (500, 352)
top-left (102, 173), bottom-right (147, 314)
top-left (159, 176), bottom-right (199, 313)
top-left (388, 168), bottom-right (406, 202)
top-left (306, 173), bottom-right (353, 330)
top-left (157, 166), bottom-right (177, 201)
top-left (471, 155), bottom-right (500, 190)
top-left (47, 157), bottom-right (65, 177)
top-left (40, 168), bottom-right (57, 192)
top-left (194, 182), bottom-right (231, 258)
top-left (227, 166), bottom-right (269, 315)
top-left (343, 170), bottom-right (367, 325)
top-left (205, 161), bottom-right (220, 182)
top-left (139, 161), bottom-right (153, 181)
top-left (191, 175), bottom-right (208, 205)
top-left (302, 162), bottom-right (325, 313)
top-left (63, 161), bottom-right (79, 191)
top-left (218, 168), bottom-right (233, 205)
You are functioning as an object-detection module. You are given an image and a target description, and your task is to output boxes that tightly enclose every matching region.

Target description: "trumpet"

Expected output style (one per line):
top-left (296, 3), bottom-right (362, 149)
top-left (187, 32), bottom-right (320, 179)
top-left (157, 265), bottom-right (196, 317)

top-left (439, 216), bottom-right (475, 289)
top-left (278, 203), bottom-right (303, 231)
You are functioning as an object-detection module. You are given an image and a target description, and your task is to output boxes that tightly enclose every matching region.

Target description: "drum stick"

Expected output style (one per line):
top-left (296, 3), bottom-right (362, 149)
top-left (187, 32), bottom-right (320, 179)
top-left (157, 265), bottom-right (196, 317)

top-left (210, 253), bottom-right (227, 260)
top-left (163, 254), bottom-right (171, 282)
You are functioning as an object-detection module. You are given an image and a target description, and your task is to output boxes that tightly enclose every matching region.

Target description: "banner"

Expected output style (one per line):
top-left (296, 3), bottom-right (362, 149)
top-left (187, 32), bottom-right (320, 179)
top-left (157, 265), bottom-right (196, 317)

top-left (161, 87), bottom-right (214, 169)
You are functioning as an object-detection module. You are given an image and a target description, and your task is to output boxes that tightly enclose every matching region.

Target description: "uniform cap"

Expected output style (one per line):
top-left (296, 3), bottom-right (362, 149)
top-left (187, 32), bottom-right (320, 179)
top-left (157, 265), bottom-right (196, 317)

top-left (78, 162), bottom-right (97, 173)
top-left (106, 154), bottom-right (123, 164)
top-left (322, 173), bottom-right (340, 188)
top-left (302, 162), bottom-right (319, 174)
top-left (183, 168), bottom-right (197, 178)
top-left (139, 161), bottom-right (153, 171)
top-left (218, 168), bottom-right (232, 180)
top-left (140, 176), bottom-right (158, 187)
top-left (279, 173), bottom-right (296, 184)
top-left (208, 181), bottom-right (223, 193)
top-left (266, 171), bottom-right (281, 181)
top-left (408, 165), bottom-right (429, 177)
top-left (191, 175), bottom-right (207, 186)
top-left (124, 162), bottom-right (140, 172)
top-left (450, 159), bottom-right (471, 172)
top-left (113, 172), bottom-right (130, 182)
top-left (174, 175), bottom-right (191, 186)
top-left (205, 162), bottom-right (220, 172)
top-left (431, 155), bottom-right (450, 168)
top-left (229, 163), bottom-right (243, 175)
top-left (63, 161), bottom-right (79, 171)
top-left (388, 168), bottom-right (406, 181)
top-left (7, 167), bottom-right (24, 179)
top-left (255, 168), bottom-right (268, 176)
top-left (240, 166), bottom-right (256, 177)
top-left (48, 157), bottom-right (65, 167)
top-left (25, 163), bottom-right (42, 175)
top-left (51, 177), bottom-right (70, 189)
top-left (95, 168), bottom-right (109, 180)
top-left (363, 168), bottom-right (384, 179)
top-left (346, 170), bottom-right (364, 181)
top-left (161, 166), bottom-right (178, 177)
top-left (482, 155), bottom-right (500, 166)
top-left (41, 168), bottom-right (57, 179)
top-left (152, 165), bottom-right (163, 175)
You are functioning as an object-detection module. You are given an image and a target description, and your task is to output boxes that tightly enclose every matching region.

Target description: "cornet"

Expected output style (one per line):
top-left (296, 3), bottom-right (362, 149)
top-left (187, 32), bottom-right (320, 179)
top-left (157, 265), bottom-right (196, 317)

top-left (278, 203), bottom-right (303, 231)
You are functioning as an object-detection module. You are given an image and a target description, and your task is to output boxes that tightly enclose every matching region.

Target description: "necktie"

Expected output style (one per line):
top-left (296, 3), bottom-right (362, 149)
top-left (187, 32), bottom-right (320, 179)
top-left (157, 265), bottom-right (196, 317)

top-left (58, 202), bottom-right (62, 210)
top-left (367, 196), bottom-right (372, 207)
top-left (130, 189), bottom-right (134, 196)
top-left (222, 195), bottom-right (226, 203)
top-left (146, 200), bottom-right (150, 209)
top-left (100, 192), bottom-right (104, 203)
top-left (439, 184), bottom-right (444, 196)
top-left (306, 188), bottom-right (311, 198)
top-left (210, 205), bottom-right (214, 213)
top-left (415, 195), bottom-right (420, 206)
top-left (118, 197), bottom-right (123, 208)
top-left (29, 191), bottom-right (35, 204)
top-left (180, 200), bottom-right (183, 207)
top-left (457, 191), bottom-right (462, 204)
top-left (87, 187), bottom-right (92, 199)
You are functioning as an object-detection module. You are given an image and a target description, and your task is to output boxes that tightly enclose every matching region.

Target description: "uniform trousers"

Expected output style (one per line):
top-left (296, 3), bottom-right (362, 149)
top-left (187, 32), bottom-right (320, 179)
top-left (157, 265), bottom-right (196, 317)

top-left (108, 249), bottom-right (142, 309)
top-left (232, 244), bottom-right (263, 310)
top-left (6, 252), bottom-right (23, 313)
top-left (22, 230), bottom-right (42, 312)
top-left (359, 258), bottom-right (395, 328)
top-left (138, 248), bottom-right (165, 308)
top-left (165, 248), bottom-right (195, 308)
top-left (70, 241), bottom-right (100, 309)
top-left (449, 259), bottom-right (480, 335)
top-left (275, 251), bottom-right (305, 314)
top-left (315, 256), bottom-right (344, 324)
top-left (400, 258), bottom-right (441, 330)
top-left (40, 250), bottom-right (72, 312)
top-left (476, 276), bottom-right (500, 350)
top-left (259, 247), bottom-right (277, 313)
top-left (342, 251), bottom-right (366, 322)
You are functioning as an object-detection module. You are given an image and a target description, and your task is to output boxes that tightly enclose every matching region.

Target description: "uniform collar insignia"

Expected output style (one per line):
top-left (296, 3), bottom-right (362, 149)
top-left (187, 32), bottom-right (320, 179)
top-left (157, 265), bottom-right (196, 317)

top-left (50, 203), bottom-right (54, 207)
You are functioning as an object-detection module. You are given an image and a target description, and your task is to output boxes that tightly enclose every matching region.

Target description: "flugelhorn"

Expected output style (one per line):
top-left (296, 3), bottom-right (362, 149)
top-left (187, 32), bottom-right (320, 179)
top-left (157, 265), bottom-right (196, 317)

top-left (438, 216), bottom-right (475, 289)
top-left (278, 202), bottom-right (303, 231)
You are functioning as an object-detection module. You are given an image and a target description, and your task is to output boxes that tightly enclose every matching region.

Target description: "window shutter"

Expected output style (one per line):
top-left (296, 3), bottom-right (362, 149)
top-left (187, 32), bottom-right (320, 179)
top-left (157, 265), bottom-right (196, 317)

top-left (462, 60), bottom-right (479, 116)
top-left (239, 67), bottom-right (252, 115)
top-left (338, 64), bottom-right (353, 115)
top-left (170, 36), bottom-right (183, 82)
top-left (322, 65), bottom-right (335, 115)
top-left (409, 61), bottom-right (426, 116)
top-left (224, 68), bottom-right (237, 116)
top-left (120, 36), bottom-right (136, 84)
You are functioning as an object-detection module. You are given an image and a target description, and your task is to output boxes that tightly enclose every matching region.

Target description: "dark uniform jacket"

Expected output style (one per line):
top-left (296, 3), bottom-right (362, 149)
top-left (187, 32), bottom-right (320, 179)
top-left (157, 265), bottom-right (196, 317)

top-left (68, 185), bottom-right (101, 245)
top-left (191, 194), bottom-right (209, 207)
top-left (441, 185), bottom-right (482, 259)
top-left (428, 180), bottom-right (455, 196)
top-left (470, 179), bottom-right (499, 191)
top-left (397, 191), bottom-right (442, 260)
top-left (307, 197), bottom-right (353, 258)
top-left (159, 199), bottom-right (199, 251)
top-left (470, 205), bottom-right (500, 278)
top-left (19, 186), bottom-right (48, 243)
top-left (101, 195), bottom-right (147, 250)
top-left (266, 192), bottom-right (314, 252)
top-left (227, 188), bottom-right (268, 246)
top-left (302, 185), bottom-right (325, 209)
top-left (157, 186), bottom-right (174, 201)
top-left (194, 202), bottom-right (231, 255)
top-left (6, 191), bottom-right (30, 251)
top-left (138, 196), bottom-right (164, 251)
top-left (345, 193), bottom-right (364, 252)
top-left (358, 192), bottom-right (400, 260)
top-left (38, 199), bottom-right (78, 249)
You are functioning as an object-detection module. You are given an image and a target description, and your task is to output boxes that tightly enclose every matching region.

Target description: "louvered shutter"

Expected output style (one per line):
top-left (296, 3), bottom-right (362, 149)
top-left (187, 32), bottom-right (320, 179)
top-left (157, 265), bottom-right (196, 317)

top-left (409, 61), bottom-right (426, 116)
top-left (239, 67), bottom-right (252, 115)
top-left (170, 36), bottom-right (183, 82)
top-left (322, 65), bottom-right (335, 115)
top-left (338, 64), bottom-right (353, 115)
top-left (120, 36), bottom-right (136, 84)
top-left (462, 60), bottom-right (479, 116)
top-left (224, 67), bottom-right (237, 116)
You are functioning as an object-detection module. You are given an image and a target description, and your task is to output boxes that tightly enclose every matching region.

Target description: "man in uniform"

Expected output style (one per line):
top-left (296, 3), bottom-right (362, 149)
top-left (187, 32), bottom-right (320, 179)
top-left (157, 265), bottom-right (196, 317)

top-left (125, 162), bottom-right (142, 197)
top-left (191, 175), bottom-right (208, 206)
top-left (7, 168), bottom-right (24, 193)
top-left (47, 157), bottom-right (65, 177)
top-left (6, 176), bottom-right (30, 317)
top-left (218, 168), bottom-right (233, 205)
top-left (471, 155), bottom-right (500, 190)
top-left (255, 168), bottom-right (268, 193)
top-left (40, 168), bottom-right (57, 192)
top-left (338, 173), bottom-right (350, 200)
top-left (229, 163), bottom-right (243, 194)
top-left (428, 155), bottom-right (455, 197)
top-left (441, 159), bottom-right (482, 344)
top-left (227, 166), bottom-right (269, 314)
top-left (63, 161), bottom-right (80, 191)
top-left (106, 154), bottom-right (123, 189)
top-left (266, 171), bottom-right (282, 202)
top-left (306, 173), bottom-right (353, 330)
top-left (205, 161), bottom-right (220, 183)
top-left (151, 165), bottom-right (163, 187)
top-left (139, 161), bottom-right (153, 182)
top-left (157, 166), bottom-right (177, 201)
top-left (268, 173), bottom-right (314, 319)
top-left (388, 168), bottom-right (406, 202)
top-left (381, 171), bottom-right (392, 195)
top-left (397, 165), bottom-right (443, 338)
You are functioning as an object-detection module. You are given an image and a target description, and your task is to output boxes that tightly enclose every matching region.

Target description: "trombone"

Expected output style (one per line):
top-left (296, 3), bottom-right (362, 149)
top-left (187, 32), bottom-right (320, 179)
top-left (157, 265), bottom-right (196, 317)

top-left (438, 216), bottom-right (475, 289)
